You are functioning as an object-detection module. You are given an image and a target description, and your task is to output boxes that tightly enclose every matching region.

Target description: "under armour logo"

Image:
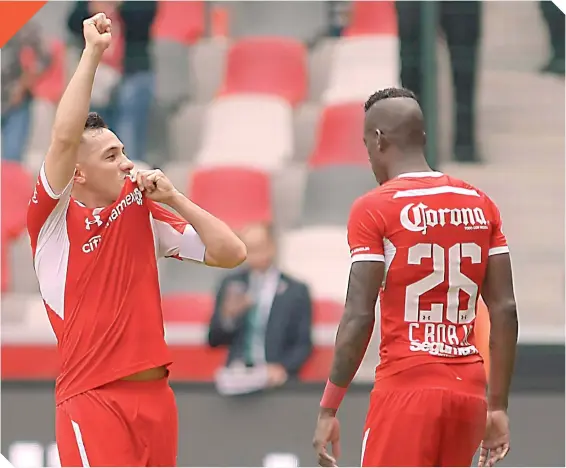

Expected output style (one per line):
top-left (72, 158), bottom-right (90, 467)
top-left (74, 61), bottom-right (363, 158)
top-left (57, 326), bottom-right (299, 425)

top-left (85, 214), bottom-right (103, 230)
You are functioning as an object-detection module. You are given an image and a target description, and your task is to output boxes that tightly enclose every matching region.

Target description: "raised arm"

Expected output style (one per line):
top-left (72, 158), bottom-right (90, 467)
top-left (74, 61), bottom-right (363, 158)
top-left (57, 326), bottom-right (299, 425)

top-left (45, 13), bottom-right (112, 194)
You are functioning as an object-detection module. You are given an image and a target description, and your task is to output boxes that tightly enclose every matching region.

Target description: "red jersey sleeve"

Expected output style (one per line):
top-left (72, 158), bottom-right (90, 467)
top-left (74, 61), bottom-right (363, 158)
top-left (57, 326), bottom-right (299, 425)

top-left (147, 200), bottom-right (206, 262)
top-left (347, 195), bottom-right (386, 263)
top-left (486, 196), bottom-right (509, 256)
top-left (26, 163), bottom-right (73, 253)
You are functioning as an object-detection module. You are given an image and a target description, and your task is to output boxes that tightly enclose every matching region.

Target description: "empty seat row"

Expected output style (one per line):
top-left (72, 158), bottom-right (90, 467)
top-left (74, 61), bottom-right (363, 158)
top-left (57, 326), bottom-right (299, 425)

top-left (26, 95), bottom-right (375, 172)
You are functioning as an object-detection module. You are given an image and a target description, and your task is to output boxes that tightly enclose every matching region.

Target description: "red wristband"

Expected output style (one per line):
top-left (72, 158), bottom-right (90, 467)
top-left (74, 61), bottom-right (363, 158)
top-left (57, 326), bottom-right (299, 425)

top-left (320, 380), bottom-right (348, 410)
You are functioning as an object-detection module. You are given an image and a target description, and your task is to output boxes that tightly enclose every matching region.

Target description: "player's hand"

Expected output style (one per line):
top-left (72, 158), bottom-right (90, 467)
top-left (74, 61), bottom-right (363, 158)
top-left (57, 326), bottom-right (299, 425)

top-left (83, 13), bottom-right (112, 53)
top-left (313, 410), bottom-right (341, 467)
top-left (221, 282), bottom-right (253, 319)
top-left (135, 169), bottom-right (179, 204)
top-left (478, 410), bottom-right (510, 467)
top-left (266, 364), bottom-right (288, 387)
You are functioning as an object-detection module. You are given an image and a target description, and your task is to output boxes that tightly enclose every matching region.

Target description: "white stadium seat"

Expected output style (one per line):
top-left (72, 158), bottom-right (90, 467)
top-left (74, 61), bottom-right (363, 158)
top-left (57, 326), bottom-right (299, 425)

top-left (279, 226), bottom-right (351, 302)
top-left (195, 94), bottom-right (294, 172)
top-left (322, 36), bottom-right (400, 105)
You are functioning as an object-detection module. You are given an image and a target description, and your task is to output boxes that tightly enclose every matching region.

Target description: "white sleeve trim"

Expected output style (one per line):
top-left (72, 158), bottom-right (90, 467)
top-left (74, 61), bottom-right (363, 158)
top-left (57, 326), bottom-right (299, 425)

top-left (179, 225), bottom-right (206, 263)
top-left (488, 246), bottom-right (510, 256)
top-left (351, 253), bottom-right (385, 263)
top-left (40, 163), bottom-right (73, 200)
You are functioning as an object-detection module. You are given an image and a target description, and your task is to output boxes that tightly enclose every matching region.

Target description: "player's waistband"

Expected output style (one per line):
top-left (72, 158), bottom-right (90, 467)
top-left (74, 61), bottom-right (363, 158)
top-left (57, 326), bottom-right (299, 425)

top-left (373, 361), bottom-right (486, 396)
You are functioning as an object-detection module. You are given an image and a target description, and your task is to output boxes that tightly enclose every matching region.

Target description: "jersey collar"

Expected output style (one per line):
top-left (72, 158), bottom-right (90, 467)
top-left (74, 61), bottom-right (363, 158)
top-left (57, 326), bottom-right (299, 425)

top-left (397, 171), bottom-right (444, 178)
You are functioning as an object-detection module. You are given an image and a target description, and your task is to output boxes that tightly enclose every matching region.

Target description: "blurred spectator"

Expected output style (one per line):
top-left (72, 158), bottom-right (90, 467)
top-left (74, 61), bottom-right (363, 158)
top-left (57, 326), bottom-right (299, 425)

top-left (539, 1), bottom-right (565, 75)
top-left (396, 1), bottom-right (482, 163)
top-left (327, 1), bottom-right (351, 37)
top-left (208, 223), bottom-right (313, 391)
top-left (1, 22), bottom-right (51, 161)
top-left (68, 0), bottom-right (157, 162)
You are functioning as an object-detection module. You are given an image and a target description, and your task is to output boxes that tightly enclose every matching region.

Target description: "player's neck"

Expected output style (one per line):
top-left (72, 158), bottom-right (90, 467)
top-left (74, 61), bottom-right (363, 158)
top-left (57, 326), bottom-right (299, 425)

top-left (71, 187), bottom-right (112, 210)
top-left (387, 154), bottom-right (433, 180)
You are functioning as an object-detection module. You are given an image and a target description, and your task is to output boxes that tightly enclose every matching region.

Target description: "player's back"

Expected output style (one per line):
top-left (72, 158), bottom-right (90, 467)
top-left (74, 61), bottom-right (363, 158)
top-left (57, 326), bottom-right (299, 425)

top-left (352, 172), bottom-right (508, 379)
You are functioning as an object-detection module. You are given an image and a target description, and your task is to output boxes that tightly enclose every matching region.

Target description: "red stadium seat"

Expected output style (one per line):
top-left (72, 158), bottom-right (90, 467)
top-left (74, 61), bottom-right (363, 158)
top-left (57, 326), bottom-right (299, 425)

top-left (1, 162), bottom-right (33, 240)
top-left (162, 293), bottom-right (214, 324)
top-left (313, 299), bottom-right (343, 324)
top-left (189, 167), bottom-right (272, 230)
top-left (151, 0), bottom-right (205, 45)
top-left (309, 103), bottom-right (369, 168)
top-left (220, 37), bottom-right (308, 106)
top-left (345, 1), bottom-right (398, 37)
top-left (299, 347), bottom-right (334, 381)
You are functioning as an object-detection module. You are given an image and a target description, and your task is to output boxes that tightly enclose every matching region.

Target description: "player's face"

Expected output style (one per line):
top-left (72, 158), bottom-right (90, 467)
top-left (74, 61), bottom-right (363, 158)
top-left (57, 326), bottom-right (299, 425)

top-left (76, 128), bottom-right (134, 204)
top-left (239, 224), bottom-right (275, 272)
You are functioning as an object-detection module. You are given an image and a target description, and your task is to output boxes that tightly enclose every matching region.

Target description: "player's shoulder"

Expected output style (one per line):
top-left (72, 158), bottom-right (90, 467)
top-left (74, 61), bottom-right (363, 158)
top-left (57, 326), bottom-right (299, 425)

top-left (442, 173), bottom-right (498, 207)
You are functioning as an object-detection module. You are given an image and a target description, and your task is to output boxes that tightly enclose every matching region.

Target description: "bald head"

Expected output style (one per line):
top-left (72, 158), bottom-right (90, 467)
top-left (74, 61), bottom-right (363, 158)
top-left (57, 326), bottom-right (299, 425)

top-left (364, 88), bottom-right (425, 150)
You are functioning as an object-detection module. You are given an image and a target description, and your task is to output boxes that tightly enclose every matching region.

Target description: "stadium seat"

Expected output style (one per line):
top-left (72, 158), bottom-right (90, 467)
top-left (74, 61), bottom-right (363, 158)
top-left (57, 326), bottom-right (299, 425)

top-left (345, 1), bottom-right (398, 37)
top-left (162, 293), bottom-right (214, 324)
top-left (159, 258), bottom-right (224, 295)
top-left (1, 235), bottom-right (9, 293)
top-left (309, 102), bottom-right (368, 167)
top-left (220, 37), bottom-right (308, 106)
top-left (300, 166), bottom-right (377, 227)
top-left (10, 234), bottom-right (38, 294)
top-left (195, 95), bottom-right (294, 172)
top-left (190, 167), bottom-right (272, 230)
top-left (190, 39), bottom-right (230, 103)
top-left (279, 227), bottom-right (350, 302)
top-left (152, 39), bottom-right (191, 109)
top-left (313, 299), bottom-right (343, 325)
top-left (1, 162), bottom-right (33, 240)
top-left (151, 0), bottom-right (205, 44)
top-left (322, 36), bottom-right (399, 105)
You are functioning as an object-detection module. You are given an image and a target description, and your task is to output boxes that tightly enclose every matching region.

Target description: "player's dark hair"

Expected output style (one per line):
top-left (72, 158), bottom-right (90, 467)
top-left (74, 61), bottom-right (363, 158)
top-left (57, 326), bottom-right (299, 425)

top-left (364, 87), bottom-right (418, 113)
top-left (84, 112), bottom-right (108, 130)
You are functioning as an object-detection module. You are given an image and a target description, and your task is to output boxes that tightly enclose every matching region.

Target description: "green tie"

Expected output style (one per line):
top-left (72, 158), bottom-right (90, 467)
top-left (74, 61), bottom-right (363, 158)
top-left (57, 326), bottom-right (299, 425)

top-left (243, 303), bottom-right (258, 366)
top-left (243, 277), bottom-right (262, 366)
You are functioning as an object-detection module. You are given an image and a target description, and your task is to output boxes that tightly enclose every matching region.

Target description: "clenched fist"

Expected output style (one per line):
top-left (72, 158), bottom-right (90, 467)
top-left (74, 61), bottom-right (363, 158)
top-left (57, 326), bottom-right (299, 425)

top-left (83, 12), bottom-right (112, 53)
top-left (135, 169), bottom-right (179, 204)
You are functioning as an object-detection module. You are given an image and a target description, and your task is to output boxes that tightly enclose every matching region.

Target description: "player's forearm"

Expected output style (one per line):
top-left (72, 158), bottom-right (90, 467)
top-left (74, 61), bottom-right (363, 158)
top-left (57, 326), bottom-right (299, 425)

top-left (329, 309), bottom-right (374, 388)
top-left (51, 47), bottom-right (102, 146)
top-left (487, 301), bottom-right (518, 411)
top-left (167, 192), bottom-right (247, 268)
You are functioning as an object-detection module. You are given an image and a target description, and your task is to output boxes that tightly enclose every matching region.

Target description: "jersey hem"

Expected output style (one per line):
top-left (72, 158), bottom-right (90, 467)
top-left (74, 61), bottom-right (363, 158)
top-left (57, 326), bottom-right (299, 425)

top-left (55, 359), bottom-right (173, 406)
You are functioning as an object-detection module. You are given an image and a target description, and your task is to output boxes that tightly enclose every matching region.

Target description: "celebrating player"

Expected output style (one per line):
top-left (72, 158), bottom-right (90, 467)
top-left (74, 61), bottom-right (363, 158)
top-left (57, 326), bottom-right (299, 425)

top-left (312, 88), bottom-right (518, 467)
top-left (26, 13), bottom-right (246, 467)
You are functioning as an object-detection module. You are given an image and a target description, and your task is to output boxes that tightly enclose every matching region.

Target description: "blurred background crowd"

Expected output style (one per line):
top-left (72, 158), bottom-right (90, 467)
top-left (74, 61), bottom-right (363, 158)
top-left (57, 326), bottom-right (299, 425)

top-left (1, 1), bottom-right (564, 466)
top-left (1, 0), bottom-right (564, 384)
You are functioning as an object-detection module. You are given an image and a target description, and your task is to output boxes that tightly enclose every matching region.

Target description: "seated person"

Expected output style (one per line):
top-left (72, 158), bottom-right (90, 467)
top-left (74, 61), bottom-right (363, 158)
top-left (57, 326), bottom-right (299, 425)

top-left (208, 223), bottom-right (313, 390)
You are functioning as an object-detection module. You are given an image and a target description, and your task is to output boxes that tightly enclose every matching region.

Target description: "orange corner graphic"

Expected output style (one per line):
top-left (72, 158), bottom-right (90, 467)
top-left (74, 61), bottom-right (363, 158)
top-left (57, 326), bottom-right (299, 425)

top-left (0, 1), bottom-right (48, 48)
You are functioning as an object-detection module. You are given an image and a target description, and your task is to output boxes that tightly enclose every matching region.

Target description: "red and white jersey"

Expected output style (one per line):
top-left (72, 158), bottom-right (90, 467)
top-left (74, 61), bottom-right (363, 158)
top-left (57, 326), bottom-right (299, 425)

top-left (27, 165), bottom-right (206, 404)
top-left (347, 172), bottom-right (509, 380)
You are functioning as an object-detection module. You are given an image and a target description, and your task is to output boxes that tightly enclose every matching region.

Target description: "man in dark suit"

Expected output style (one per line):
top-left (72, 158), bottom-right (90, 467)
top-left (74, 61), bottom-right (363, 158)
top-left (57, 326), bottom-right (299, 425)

top-left (208, 223), bottom-right (313, 388)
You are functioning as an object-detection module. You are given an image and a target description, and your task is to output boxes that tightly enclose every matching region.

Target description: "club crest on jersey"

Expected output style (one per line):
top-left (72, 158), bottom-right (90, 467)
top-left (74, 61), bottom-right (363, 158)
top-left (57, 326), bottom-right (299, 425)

top-left (400, 202), bottom-right (487, 235)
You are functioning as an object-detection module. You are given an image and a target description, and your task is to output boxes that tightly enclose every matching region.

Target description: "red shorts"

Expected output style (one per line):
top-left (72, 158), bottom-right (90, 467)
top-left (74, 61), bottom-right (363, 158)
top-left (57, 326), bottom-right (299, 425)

top-left (56, 377), bottom-right (177, 467)
top-left (361, 362), bottom-right (487, 467)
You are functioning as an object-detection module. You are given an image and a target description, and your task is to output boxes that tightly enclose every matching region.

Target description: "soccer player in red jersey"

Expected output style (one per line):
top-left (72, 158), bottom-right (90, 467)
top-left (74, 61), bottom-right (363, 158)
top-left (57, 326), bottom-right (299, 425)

top-left (26, 14), bottom-right (246, 467)
top-left (313, 88), bottom-right (518, 467)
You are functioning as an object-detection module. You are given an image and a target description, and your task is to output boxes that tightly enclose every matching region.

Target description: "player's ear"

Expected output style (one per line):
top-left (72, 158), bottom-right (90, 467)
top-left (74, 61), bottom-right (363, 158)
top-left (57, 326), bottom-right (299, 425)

top-left (74, 167), bottom-right (86, 185)
top-left (375, 129), bottom-right (387, 152)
